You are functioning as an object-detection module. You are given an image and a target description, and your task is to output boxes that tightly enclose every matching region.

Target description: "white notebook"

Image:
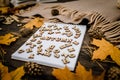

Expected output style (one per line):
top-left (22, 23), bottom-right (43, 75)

top-left (12, 22), bottom-right (86, 71)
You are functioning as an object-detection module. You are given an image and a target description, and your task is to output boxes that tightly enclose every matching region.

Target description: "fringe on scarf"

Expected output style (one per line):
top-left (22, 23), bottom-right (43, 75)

top-left (47, 5), bottom-right (120, 48)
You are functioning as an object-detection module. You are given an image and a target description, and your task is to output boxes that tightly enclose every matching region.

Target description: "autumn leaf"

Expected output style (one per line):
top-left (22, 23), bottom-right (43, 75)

top-left (52, 66), bottom-right (75, 80)
top-left (92, 38), bottom-right (120, 66)
top-left (75, 62), bottom-right (93, 80)
top-left (0, 62), bottom-right (11, 80)
top-left (0, 62), bottom-right (25, 80)
top-left (22, 17), bottom-right (43, 30)
top-left (76, 63), bottom-right (105, 80)
top-left (10, 66), bottom-right (25, 80)
top-left (0, 7), bottom-right (9, 14)
top-left (0, 33), bottom-right (19, 45)
top-left (93, 71), bottom-right (105, 80)
top-left (52, 62), bottom-right (105, 80)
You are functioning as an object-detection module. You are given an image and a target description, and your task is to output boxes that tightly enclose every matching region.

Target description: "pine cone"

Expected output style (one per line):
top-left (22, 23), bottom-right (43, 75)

top-left (107, 66), bottom-right (120, 80)
top-left (24, 62), bottom-right (43, 76)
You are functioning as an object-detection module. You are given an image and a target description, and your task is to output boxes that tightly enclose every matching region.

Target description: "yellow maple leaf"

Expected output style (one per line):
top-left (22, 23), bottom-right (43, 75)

top-left (22, 17), bottom-right (43, 30)
top-left (0, 62), bottom-right (11, 80)
top-left (52, 66), bottom-right (75, 80)
top-left (0, 33), bottom-right (19, 45)
top-left (76, 63), bottom-right (105, 80)
top-left (75, 62), bottom-right (93, 80)
top-left (0, 63), bottom-right (25, 80)
top-left (10, 66), bottom-right (25, 80)
top-left (93, 71), bottom-right (105, 80)
top-left (0, 7), bottom-right (9, 14)
top-left (52, 62), bottom-right (105, 80)
top-left (92, 38), bottom-right (120, 66)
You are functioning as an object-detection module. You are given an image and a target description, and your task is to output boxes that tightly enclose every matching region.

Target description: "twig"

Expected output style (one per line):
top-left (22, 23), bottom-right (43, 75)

top-left (82, 41), bottom-right (93, 57)
top-left (0, 45), bottom-right (5, 63)
top-left (95, 60), bottom-right (105, 70)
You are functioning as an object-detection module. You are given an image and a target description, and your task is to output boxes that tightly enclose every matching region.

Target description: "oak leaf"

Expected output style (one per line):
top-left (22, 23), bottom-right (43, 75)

top-left (10, 66), bottom-right (25, 80)
top-left (92, 38), bottom-right (120, 66)
top-left (52, 62), bottom-right (105, 80)
top-left (22, 17), bottom-right (43, 30)
top-left (0, 33), bottom-right (19, 45)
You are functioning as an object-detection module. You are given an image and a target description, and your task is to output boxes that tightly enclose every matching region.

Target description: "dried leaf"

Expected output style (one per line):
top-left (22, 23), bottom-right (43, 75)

top-left (93, 71), bottom-right (105, 80)
top-left (92, 38), bottom-right (120, 66)
top-left (52, 66), bottom-right (75, 80)
top-left (0, 63), bottom-right (25, 80)
top-left (76, 62), bottom-right (93, 80)
top-left (22, 17), bottom-right (43, 30)
top-left (0, 62), bottom-right (11, 80)
top-left (0, 33), bottom-right (19, 45)
top-left (52, 62), bottom-right (105, 80)
top-left (10, 66), bottom-right (25, 80)
top-left (0, 7), bottom-right (9, 14)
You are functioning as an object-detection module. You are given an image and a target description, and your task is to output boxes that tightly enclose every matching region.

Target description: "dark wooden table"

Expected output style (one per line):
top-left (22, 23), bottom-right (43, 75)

top-left (0, 17), bottom-right (113, 80)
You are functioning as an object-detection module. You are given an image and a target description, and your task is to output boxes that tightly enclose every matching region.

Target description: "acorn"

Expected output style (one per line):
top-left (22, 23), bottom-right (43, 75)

top-left (107, 66), bottom-right (120, 80)
top-left (24, 62), bottom-right (43, 76)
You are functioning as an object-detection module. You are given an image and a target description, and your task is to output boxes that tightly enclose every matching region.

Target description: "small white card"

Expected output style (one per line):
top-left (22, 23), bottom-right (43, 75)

top-left (12, 22), bottom-right (86, 71)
